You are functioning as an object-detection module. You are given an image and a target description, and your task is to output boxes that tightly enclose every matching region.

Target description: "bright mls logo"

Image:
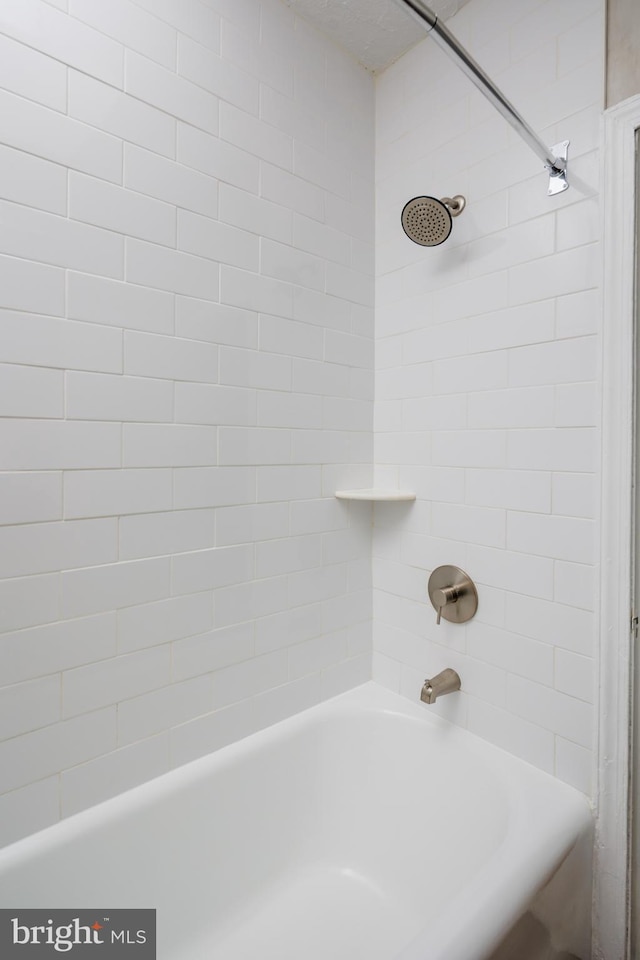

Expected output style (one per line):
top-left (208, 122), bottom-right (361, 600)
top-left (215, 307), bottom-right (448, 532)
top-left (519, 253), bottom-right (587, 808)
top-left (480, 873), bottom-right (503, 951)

top-left (0, 910), bottom-right (156, 957)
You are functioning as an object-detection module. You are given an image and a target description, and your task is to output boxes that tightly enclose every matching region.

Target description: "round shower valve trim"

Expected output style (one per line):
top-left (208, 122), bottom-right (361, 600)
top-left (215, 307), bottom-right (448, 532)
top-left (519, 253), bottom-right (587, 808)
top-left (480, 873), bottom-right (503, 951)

top-left (427, 565), bottom-right (478, 625)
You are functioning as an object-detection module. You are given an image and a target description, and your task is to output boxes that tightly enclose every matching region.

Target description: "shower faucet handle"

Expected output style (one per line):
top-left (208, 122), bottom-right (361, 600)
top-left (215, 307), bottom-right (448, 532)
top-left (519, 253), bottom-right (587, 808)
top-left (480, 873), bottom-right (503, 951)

top-left (427, 566), bottom-right (478, 625)
top-left (431, 585), bottom-right (459, 624)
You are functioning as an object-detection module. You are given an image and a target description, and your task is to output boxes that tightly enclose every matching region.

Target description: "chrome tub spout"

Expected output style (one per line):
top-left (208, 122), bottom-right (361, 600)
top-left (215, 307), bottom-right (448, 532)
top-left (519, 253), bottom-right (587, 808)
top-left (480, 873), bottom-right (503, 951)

top-left (420, 668), bottom-right (461, 704)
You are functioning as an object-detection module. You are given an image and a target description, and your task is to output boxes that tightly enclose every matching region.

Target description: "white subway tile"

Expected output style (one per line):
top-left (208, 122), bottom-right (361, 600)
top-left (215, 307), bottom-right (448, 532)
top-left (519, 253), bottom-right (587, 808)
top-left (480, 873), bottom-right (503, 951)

top-left (0, 473), bottom-right (62, 526)
top-left (177, 209), bottom-right (259, 270)
top-left (220, 102), bottom-right (291, 170)
top-left (465, 469), bottom-right (551, 513)
top-left (177, 123), bottom-right (259, 193)
top-left (120, 508), bottom-right (215, 560)
top-left (69, 0), bottom-right (177, 69)
top-left (220, 15), bottom-right (292, 96)
top-left (262, 165), bottom-right (324, 223)
top-left (123, 424), bottom-right (217, 467)
top-left (556, 289), bottom-right (600, 338)
top-left (505, 594), bottom-right (594, 656)
top-left (0, 200), bottom-right (124, 279)
top-left (466, 698), bottom-right (554, 773)
top-left (508, 428), bottom-right (597, 472)
top-left (219, 183), bottom-right (292, 244)
top-left (433, 351), bottom-right (508, 395)
top-left (170, 701), bottom-right (254, 767)
top-left (508, 336), bottom-right (597, 387)
top-left (555, 737), bottom-right (593, 795)
top-left (175, 383), bottom-right (255, 426)
top-left (325, 331), bottom-right (374, 369)
top-left (0, 89), bottom-right (122, 184)
top-left (66, 372), bottom-right (173, 422)
top-left (0, 676), bottom-right (60, 739)
top-left (124, 144), bottom-right (217, 217)
top-left (258, 392), bottom-right (321, 430)
top-left (0, 573), bottom-right (60, 633)
top-left (552, 473), bottom-right (598, 519)
top-left (0, 364), bottom-right (63, 419)
top-left (467, 621), bottom-right (554, 686)
top-left (509, 244), bottom-right (600, 305)
top-left (0, 0), bottom-right (124, 86)
top-left (117, 678), bottom-right (211, 746)
top-left (69, 172), bottom-right (176, 246)
top-left (254, 674), bottom-right (322, 730)
top-left (320, 653), bottom-right (371, 699)
top-left (124, 331), bottom-right (218, 383)
top-left (256, 535), bottom-right (321, 578)
top-left (67, 272), bottom-right (174, 335)
top-left (125, 50), bottom-right (218, 134)
top-left (0, 614), bottom-right (116, 685)
top-left (554, 561), bottom-right (596, 611)
top-left (0, 779), bottom-right (60, 847)
top-left (259, 316), bottom-right (322, 359)
top-left (507, 674), bottom-right (592, 749)
top-left (219, 346), bottom-right (291, 390)
top-left (64, 469), bottom-right (172, 520)
top-left (171, 544), bottom-right (253, 595)
top-left (218, 427), bottom-right (290, 466)
top-left (294, 288), bottom-right (351, 332)
top-left (69, 71), bottom-right (176, 158)
top-left (118, 592), bottom-right (213, 653)
top-left (216, 502), bottom-right (288, 546)
top-left (2, 308), bottom-right (105, 383)
top-left (131, 0), bottom-right (220, 49)
top-left (0, 33), bottom-right (67, 112)
top-left (507, 512), bottom-right (596, 563)
top-left (555, 382), bottom-right (599, 428)
top-left (176, 298), bottom-right (258, 348)
top-left (555, 648), bottom-right (594, 704)
top-left (432, 430), bottom-right (507, 469)
top-left (467, 386), bottom-right (555, 429)
top-left (0, 144), bottom-right (67, 215)
top-left (0, 708), bottom-right (116, 794)
top-left (254, 604), bottom-right (322, 655)
top-left (214, 575), bottom-right (288, 628)
top-left (173, 466), bottom-right (256, 509)
top-left (126, 239), bottom-right (219, 300)
top-left (0, 261), bottom-right (65, 318)
top-left (63, 645), bottom-right (170, 717)
top-left (467, 544), bottom-right (554, 599)
top-left (211, 650), bottom-right (287, 709)
top-left (61, 557), bottom-right (171, 618)
top-left (0, 421), bottom-right (121, 470)
top-left (0, 518), bottom-right (116, 579)
top-left (261, 238), bottom-right (325, 292)
top-left (172, 622), bottom-right (253, 682)
top-left (61, 734), bottom-right (169, 817)
top-left (432, 502), bottom-right (506, 548)
top-left (177, 34), bottom-right (258, 114)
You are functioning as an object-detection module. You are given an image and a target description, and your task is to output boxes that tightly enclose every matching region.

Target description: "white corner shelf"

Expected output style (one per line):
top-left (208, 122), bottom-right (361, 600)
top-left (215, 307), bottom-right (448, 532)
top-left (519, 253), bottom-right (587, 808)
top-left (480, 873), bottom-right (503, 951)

top-left (335, 488), bottom-right (416, 502)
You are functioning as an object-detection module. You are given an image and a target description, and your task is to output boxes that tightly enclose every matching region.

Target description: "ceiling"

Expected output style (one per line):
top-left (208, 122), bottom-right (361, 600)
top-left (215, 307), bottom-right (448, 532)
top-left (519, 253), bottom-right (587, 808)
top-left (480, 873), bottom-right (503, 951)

top-left (282, 0), bottom-right (471, 73)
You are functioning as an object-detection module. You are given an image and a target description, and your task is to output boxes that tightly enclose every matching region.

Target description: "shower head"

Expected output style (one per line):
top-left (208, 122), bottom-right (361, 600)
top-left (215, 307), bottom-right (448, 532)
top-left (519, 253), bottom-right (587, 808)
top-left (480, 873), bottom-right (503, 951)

top-left (401, 194), bottom-right (466, 246)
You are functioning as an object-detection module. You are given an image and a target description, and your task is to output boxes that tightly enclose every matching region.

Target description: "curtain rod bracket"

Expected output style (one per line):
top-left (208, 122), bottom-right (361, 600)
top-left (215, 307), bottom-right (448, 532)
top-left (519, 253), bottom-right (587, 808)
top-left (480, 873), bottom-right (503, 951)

top-left (546, 140), bottom-right (570, 195)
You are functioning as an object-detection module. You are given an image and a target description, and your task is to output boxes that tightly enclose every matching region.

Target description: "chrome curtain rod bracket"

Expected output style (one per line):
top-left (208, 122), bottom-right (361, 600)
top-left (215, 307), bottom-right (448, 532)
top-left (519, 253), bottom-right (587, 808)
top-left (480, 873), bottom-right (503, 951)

top-left (394, 0), bottom-right (570, 194)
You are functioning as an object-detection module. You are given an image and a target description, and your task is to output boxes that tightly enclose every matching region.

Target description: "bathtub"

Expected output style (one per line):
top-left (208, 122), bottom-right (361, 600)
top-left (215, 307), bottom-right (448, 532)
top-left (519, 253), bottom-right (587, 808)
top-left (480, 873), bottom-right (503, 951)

top-left (0, 682), bottom-right (592, 960)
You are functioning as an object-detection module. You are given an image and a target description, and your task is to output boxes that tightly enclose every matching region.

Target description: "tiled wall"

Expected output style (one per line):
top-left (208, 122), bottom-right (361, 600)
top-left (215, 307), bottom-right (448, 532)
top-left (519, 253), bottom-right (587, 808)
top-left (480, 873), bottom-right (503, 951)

top-left (0, 0), bottom-right (374, 844)
top-left (373, 0), bottom-right (603, 795)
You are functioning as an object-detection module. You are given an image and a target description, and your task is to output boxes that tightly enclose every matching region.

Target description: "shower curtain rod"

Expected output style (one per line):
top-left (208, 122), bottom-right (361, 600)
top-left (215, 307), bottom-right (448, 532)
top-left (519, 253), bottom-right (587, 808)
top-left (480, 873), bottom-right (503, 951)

top-left (394, 0), bottom-right (569, 194)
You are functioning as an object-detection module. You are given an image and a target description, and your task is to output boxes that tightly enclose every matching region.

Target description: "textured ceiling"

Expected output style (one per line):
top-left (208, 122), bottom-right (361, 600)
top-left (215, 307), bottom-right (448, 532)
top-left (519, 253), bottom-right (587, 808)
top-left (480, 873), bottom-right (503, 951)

top-left (282, 0), bottom-right (471, 73)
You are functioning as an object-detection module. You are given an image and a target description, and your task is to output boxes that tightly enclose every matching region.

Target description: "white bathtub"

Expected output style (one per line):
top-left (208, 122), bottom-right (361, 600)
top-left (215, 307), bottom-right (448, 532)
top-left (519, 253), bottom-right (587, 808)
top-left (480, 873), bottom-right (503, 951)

top-left (0, 682), bottom-right (591, 960)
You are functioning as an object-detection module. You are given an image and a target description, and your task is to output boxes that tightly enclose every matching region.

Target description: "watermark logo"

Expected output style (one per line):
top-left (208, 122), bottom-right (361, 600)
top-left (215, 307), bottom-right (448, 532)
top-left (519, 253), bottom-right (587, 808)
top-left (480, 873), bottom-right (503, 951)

top-left (0, 910), bottom-right (155, 957)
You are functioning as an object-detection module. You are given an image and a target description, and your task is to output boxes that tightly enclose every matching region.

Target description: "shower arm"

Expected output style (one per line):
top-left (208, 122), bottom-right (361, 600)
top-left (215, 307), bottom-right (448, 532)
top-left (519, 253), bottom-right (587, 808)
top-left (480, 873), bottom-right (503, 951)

top-left (394, 0), bottom-right (569, 194)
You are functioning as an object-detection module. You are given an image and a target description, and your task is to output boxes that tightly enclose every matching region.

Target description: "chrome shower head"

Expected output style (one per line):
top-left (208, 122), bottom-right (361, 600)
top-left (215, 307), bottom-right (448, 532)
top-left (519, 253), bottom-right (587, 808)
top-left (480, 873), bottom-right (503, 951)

top-left (401, 194), bottom-right (466, 246)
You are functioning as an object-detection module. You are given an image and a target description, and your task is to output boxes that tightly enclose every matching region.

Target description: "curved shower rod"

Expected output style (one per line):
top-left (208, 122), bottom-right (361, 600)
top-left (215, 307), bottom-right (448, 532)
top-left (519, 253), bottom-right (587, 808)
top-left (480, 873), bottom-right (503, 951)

top-left (394, 0), bottom-right (569, 195)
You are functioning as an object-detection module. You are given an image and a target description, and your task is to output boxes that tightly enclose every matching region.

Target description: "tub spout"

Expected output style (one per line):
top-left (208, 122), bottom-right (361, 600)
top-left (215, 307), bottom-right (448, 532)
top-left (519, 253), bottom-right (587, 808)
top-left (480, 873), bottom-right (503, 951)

top-left (420, 668), bottom-right (461, 704)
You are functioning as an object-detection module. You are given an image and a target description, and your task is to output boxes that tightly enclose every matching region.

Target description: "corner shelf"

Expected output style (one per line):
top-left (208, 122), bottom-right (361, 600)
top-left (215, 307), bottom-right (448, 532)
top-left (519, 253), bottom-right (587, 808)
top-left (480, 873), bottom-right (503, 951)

top-left (335, 488), bottom-right (416, 502)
